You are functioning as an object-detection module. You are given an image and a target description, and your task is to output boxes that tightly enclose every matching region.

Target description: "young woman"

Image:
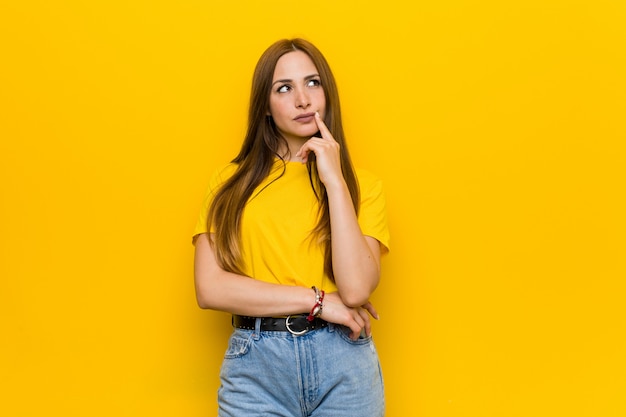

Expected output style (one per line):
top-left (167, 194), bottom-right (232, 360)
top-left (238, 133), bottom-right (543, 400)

top-left (193, 38), bottom-right (389, 417)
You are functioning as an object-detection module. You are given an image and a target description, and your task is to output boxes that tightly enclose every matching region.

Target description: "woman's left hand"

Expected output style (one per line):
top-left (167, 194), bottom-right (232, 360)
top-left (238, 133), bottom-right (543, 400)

top-left (295, 112), bottom-right (344, 188)
top-left (319, 292), bottom-right (379, 340)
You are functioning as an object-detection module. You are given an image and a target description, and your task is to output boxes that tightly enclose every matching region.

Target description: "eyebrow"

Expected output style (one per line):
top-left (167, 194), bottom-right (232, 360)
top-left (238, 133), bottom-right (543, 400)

top-left (271, 73), bottom-right (320, 87)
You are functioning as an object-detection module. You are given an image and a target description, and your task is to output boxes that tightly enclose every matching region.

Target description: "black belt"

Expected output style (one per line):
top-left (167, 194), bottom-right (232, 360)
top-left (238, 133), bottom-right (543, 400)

top-left (232, 314), bottom-right (328, 335)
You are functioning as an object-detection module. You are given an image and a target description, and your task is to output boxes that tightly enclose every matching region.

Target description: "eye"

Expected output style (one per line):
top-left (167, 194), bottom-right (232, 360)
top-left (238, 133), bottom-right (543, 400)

top-left (307, 79), bottom-right (321, 87)
top-left (277, 84), bottom-right (291, 93)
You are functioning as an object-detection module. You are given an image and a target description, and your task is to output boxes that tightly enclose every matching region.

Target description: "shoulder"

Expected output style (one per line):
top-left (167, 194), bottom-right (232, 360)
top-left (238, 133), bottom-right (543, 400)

top-left (355, 167), bottom-right (384, 195)
top-left (202, 162), bottom-right (239, 196)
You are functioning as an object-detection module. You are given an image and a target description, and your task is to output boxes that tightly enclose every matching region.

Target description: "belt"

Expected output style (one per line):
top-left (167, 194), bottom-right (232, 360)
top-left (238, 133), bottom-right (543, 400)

top-left (232, 314), bottom-right (328, 336)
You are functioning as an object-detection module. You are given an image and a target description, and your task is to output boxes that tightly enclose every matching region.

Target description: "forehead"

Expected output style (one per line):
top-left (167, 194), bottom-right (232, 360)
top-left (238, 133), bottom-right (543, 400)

top-left (272, 50), bottom-right (318, 80)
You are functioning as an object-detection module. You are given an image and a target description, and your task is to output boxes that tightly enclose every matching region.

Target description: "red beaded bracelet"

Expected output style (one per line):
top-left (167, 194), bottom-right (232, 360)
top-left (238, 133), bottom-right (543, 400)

top-left (307, 286), bottom-right (325, 322)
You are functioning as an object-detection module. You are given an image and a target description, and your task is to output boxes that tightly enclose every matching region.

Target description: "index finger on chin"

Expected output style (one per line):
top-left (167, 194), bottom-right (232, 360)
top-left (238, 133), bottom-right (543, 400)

top-left (314, 112), bottom-right (333, 141)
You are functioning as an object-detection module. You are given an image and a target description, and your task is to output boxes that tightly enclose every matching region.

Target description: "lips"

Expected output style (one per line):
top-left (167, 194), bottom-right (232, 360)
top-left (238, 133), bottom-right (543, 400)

top-left (294, 112), bottom-right (316, 122)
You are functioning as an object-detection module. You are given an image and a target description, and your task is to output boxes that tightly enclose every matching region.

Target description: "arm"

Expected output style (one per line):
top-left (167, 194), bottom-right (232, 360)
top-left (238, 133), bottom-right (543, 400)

top-left (194, 232), bottom-right (377, 337)
top-left (296, 112), bottom-right (382, 307)
top-left (194, 233), bottom-right (314, 316)
top-left (327, 183), bottom-right (382, 307)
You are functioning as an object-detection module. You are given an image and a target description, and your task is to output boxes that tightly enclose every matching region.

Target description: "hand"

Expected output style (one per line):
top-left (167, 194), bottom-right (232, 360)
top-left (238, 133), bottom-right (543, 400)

top-left (319, 292), bottom-right (380, 340)
top-left (295, 112), bottom-right (344, 187)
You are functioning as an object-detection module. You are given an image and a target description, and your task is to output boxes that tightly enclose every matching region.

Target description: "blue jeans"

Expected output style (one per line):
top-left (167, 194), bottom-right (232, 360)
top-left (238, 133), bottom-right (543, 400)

top-left (217, 320), bottom-right (385, 417)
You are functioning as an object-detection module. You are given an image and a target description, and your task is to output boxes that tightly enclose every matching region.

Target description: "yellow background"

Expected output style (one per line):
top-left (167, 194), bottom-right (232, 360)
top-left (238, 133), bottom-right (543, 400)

top-left (1, 1), bottom-right (625, 416)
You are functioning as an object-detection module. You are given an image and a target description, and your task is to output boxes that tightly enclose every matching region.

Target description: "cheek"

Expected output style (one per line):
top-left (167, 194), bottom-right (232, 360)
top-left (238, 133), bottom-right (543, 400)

top-left (268, 98), bottom-right (286, 117)
top-left (315, 91), bottom-right (327, 110)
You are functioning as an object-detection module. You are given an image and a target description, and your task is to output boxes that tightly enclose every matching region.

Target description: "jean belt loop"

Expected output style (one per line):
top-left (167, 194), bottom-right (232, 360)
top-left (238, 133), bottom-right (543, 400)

top-left (253, 317), bottom-right (262, 339)
top-left (327, 322), bottom-right (335, 333)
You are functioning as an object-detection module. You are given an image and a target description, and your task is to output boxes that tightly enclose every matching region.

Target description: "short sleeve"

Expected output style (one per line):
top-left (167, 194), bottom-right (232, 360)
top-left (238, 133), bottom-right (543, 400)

top-left (192, 163), bottom-right (237, 242)
top-left (357, 169), bottom-right (390, 252)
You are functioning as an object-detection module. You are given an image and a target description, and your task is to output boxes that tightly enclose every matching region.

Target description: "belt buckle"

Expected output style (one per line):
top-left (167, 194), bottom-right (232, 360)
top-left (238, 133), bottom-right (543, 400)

top-left (285, 315), bottom-right (309, 336)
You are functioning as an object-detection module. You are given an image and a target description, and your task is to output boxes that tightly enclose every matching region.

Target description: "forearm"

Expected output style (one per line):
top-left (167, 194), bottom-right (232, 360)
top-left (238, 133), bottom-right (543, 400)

top-left (326, 180), bottom-right (380, 307)
top-left (194, 233), bottom-right (315, 316)
top-left (296, 113), bottom-right (382, 306)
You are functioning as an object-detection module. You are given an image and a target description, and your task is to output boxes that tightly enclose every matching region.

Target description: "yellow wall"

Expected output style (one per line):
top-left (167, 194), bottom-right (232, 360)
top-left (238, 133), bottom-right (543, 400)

top-left (1, 1), bottom-right (624, 416)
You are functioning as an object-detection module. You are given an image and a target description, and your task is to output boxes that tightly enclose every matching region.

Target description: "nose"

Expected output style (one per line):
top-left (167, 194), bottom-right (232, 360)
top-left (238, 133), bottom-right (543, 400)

top-left (295, 88), bottom-right (310, 109)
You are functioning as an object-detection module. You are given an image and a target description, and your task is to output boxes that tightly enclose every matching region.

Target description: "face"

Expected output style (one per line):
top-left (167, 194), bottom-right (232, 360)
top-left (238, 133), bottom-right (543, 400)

top-left (268, 50), bottom-right (326, 144)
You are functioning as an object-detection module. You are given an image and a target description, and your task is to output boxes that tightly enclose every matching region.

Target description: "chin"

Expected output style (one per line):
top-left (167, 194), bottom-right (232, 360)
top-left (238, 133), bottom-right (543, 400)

top-left (302, 127), bottom-right (320, 137)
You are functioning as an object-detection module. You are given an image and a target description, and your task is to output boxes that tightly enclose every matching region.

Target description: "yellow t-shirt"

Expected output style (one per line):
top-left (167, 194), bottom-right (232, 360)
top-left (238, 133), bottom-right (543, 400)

top-left (193, 160), bottom-right (390, 292)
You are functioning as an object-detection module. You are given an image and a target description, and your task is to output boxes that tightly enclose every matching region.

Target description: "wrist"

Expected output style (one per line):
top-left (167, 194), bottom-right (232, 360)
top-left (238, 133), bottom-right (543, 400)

top-left (307, 286), bottom-right (325, 322)
top-left (323, 177), bottom-right (348, 194)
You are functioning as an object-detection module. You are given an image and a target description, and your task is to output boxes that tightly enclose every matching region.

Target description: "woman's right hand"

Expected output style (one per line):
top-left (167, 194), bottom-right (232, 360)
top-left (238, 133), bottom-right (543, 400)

top-left (319, 292), bottom-right (379, 340)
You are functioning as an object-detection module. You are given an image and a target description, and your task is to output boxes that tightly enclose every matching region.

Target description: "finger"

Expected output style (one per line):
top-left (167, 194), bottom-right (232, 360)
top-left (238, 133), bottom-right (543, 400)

top-left (362, 301), bottom-right (380, 320)
top-left (295, 144), bottom-right (312, 163)
top-left (347, 319), bottom-right (362, 340)
top-left (350, 309), bottom-right (370, 339)
top-left (297, 138), bottom-right (324, 155)
top-left (297, 138), bottom-right (334, 163)
top-left (359, 308), bottom-right (372, 336)
top-left (353, 310), bottom-right (366, 329)
top-left (314, 112), bottom-right (334, 141)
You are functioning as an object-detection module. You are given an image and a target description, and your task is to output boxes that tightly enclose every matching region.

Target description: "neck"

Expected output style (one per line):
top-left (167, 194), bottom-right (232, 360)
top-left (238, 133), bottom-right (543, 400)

top-left (280, 137), bottom-right (308, 161)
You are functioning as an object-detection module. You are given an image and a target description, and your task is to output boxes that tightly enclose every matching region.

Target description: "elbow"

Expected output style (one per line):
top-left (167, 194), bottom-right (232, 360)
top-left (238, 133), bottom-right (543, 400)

top-left (196, 295), bottom-right (212, 310)
top-left (337, 274), bottom-right (379, 308)
top-left (341, 297), bottom-right (369, 308)
top-left (195, 284), bottom-right (218, 310)
top-left (340, 286), bottom-right (376, 308)
top-left (337, 275), bottom-right (379, 308)
top-left (342, 297), bottom-right (368, 308)
top-left (196, 294), bottom-right (212, 310)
